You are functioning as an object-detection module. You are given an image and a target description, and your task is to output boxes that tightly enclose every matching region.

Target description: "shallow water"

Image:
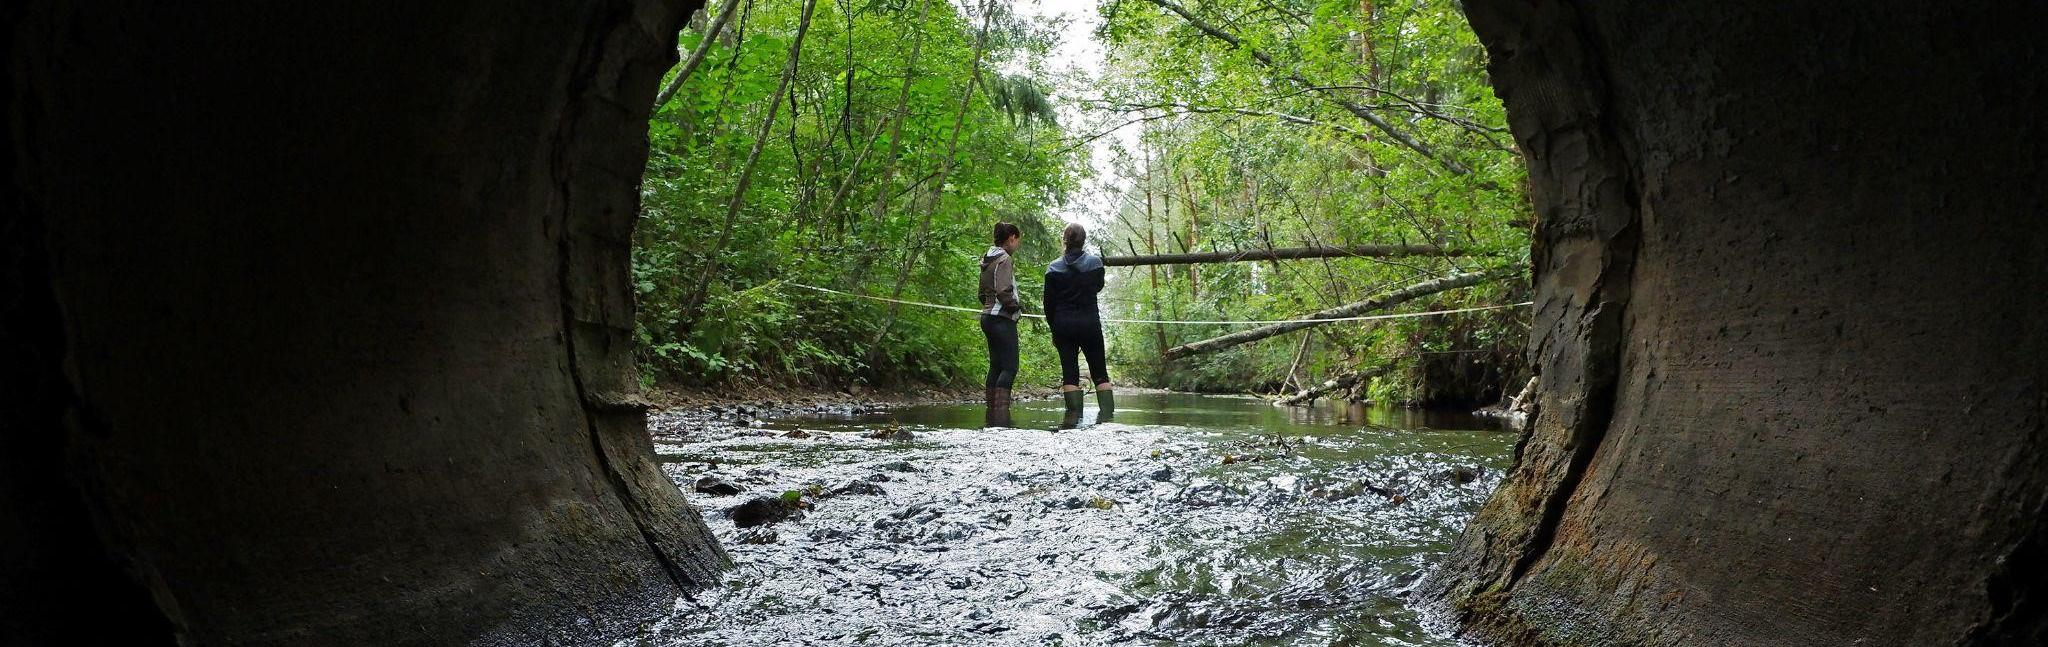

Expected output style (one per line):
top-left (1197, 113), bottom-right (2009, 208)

top-left (636, 393), bottom-right (1514, 646)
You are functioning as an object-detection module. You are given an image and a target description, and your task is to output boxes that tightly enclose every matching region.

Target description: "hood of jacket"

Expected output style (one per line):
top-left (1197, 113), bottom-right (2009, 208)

top-left (1047, 250), bottom-right (1102, 274)
top-left (982, 246), bottom-right (1008, 268)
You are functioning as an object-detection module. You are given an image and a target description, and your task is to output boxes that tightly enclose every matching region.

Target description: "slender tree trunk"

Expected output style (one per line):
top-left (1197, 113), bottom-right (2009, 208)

top-left (1164, 265), bottom-right (1523, 360)
top-left (785, 82), bottom-right (817, 234)
top-left (698, 0), bottom-right (757, 168)
top-left (1143, 144), bottom-right (1168, 363)
top-left (819, 118), bottom-right (889, 234)
top-left (1138, 0), bottom-right (1473, 175)
top-left (653, 0), bottom-right (742, 110)
top-left (839, 0), bottom-right (934, 286)
top-left (865, 0), bottom-right (995, 358)
top-left (679, 0), bottom-right (821, 324)
top-left (840, 0), bottom-right (857, 152)
top-left (1360, 0), bottom-right (1380, 83)
top-left (1281, 332), bottom-right (1312, 393)
top-left (864, 0), bottom-right (936, 226)
top-left (1277, 363), bottom-right (1396, 406)
top-left (1177, 171), bottom-right (1200, 299)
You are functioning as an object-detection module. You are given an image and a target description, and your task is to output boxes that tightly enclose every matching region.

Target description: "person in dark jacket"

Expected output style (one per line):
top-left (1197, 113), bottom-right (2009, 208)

top-left (1043, 222), bottom-right (1112, 416)
top-left (979, 222), bottom-right (1025, 412)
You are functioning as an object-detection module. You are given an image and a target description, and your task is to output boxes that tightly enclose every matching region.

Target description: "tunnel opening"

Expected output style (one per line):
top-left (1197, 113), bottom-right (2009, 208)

top-left (7, 0), bottom-right (2045, 645)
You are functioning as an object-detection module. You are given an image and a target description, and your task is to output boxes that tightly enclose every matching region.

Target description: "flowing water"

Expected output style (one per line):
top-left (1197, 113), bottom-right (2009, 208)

top-left (634, 393), bottom-right (1515, 646)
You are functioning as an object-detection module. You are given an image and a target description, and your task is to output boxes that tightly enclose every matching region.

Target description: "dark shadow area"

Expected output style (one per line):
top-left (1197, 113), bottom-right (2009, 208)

top-left (4, 0), bottom-right (2042, 645)
top-left (5, 1), bottom-right (726, 643)
top-left (1428, 2), bottom-right (2047, 646)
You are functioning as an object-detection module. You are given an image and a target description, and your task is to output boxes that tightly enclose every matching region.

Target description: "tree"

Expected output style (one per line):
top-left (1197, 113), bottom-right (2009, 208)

top-left (635, 0), bottom-right (1081, 386)
top-left (1093, 0), bottom-right (1531, 400)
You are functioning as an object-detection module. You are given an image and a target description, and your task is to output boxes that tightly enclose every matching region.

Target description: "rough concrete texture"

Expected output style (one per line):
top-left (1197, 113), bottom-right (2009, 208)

top-left (5, 1), bottom-right (727, 644)
top-left (1430, 2), bottom-right (2048, 646)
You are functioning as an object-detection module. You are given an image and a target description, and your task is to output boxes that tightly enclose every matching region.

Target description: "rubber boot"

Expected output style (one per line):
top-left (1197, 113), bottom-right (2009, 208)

top-left (1096, 388), bottom-right (1115, 420)
top-left (984, 388), bottom-right (1013, 428)
top-left (1062, 389), bottom-right (1085, 414)
top-left (984, 393), bottom-right (1012, 428)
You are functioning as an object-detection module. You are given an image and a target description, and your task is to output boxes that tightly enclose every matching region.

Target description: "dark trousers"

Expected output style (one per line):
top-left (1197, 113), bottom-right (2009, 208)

top-left (980, 314), bottom-right (1018, 389)
top-left (1051, 316), bottom-right (1108, 387)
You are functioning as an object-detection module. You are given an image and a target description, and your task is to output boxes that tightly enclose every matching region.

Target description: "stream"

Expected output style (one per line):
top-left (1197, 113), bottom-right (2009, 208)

top-left (632, 392), bottom-right (1515, 646)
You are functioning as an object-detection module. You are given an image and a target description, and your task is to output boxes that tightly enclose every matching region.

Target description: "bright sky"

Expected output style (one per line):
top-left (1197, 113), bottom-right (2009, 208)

top-left (1009, 0), bottom-right (1136, 234)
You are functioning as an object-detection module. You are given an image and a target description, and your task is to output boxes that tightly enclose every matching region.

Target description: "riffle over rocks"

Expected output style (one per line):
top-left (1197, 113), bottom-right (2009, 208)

top-left (1427, 2), bottom-right (2046, 646)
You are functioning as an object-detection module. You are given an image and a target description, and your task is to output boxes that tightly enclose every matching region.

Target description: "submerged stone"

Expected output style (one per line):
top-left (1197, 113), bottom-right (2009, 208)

top-left (1439, 465), bottom-right (1482, 485)
top-left (877, 460), bottom-right (920, 472)
top-left (830, 480), bottom-right (887, 496)
top-left (694, 476), bottom-right (745, 496)
top-left (728, 496), bottom-right (800, 528)
top-left (865, 425), bottom-right (915, 441)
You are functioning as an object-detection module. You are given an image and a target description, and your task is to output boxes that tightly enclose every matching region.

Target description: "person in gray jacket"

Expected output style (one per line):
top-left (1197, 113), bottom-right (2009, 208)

top-left (979, 222), bottom-right (1025, 411)
top-left (1042, 222), bottom-right (1111, 417)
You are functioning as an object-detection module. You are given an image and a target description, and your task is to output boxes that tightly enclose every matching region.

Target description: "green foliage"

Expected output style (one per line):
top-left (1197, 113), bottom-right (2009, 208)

top-left (635, 0), bottom-right (1082, 388)
top-left (634, 0), bottom-right (1532, 401)
top-left (1092, 0), bottom-right (1533, 403)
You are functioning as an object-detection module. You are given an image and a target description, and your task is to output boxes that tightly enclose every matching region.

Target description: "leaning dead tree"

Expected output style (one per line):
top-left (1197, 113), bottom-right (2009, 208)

top-left (1162, 264), bottom-right (1525, 361)
top-left (1102, 243), bottom-right (1483, 267)
top-left (652, 0), bottom-right (742, 109)
top-left (1276, 364), bottom-right (1397, 406)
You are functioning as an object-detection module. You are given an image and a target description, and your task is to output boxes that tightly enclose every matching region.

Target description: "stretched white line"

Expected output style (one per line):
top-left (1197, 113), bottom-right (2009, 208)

top-left (784, 282), bottom-right (1531, 326)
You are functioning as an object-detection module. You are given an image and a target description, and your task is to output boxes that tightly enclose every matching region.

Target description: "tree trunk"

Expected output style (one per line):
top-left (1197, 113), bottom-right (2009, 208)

top-left (1163, 265), bottom-right (1521, 361)
top-left (863, 0), bottom-right (936, 227)
top-left (1429, 2), bottom-right (2048, 646)
top-left (838, 0), bottom-right (935, 284)
top-left (5, 0), bottom-right (728, 643)
top-left (652, 0), bottom-right (742, 110)
top-left (678, 0), bottom-right (821, 325)
top-left (864, 0), bottom-right (995, 358)
top-left (1102, 243), bottom-right (1481, 266)
top-left (1178, 171), bottom-right (1201, 298)
top-left (1142, 145), bottom-right (1169, 362)
top-left (1276, 363), bottom-right (1393, 406)
top-left (1280, 332), bottom-right (1313, 393)
top-left (817, 118), bottom-right (888, 233)
top-left (1138, 0), bottom-right (1473, 176)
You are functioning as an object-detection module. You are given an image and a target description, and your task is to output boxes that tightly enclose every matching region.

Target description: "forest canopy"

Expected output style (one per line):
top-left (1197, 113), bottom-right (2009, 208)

top-left (634, 0), bottom-right (1531, 406)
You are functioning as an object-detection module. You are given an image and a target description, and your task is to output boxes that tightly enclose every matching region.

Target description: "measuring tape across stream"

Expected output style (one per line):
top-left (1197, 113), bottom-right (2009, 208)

top-left (785, 282), bottom-right (1531, 326)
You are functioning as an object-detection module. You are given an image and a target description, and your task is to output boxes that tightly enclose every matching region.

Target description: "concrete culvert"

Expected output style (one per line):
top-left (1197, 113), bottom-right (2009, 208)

top-left (7, 0), bottom-right (2045, 645)
top-left (1427, 2), bottom-right (2048, 646)
top-left (5, 0), bottom-right (728, 643)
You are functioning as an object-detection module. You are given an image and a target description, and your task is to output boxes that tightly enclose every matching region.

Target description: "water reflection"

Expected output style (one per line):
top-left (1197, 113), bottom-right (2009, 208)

top-left (984, 406), bottom-right (1012, 429)
top-left (808, 392), bottom-right (1494, 436)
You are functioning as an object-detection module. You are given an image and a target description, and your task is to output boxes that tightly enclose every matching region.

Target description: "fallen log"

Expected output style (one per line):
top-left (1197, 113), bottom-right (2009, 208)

top-left (1276, 364), bottom-right (1397, 406)
top-left (1101, 244), bottom-right (1479, 267)
top-left (1162, 264), bottom-right (1524, 361)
